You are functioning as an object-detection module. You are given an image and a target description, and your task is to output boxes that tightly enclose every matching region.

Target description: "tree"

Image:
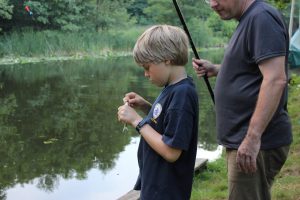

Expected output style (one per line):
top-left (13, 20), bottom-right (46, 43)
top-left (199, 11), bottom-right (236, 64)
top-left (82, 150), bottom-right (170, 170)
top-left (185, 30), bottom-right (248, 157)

top-left (0, 0), bottom-right (13, 20)
top-left (127, 0), bottom-right (150, 25)
top-left (0, 0), bottom-right (13, 32)
top-left (1, 0), bottom-right (135, 32)
top-left (145, 0), bottom-right (211, 25)
top-left (90, 0), bottom-right (135, 31)
top-left (24, 0), bottom-right (90, 31)
top-left (206, 12), bottom-right (237, 39)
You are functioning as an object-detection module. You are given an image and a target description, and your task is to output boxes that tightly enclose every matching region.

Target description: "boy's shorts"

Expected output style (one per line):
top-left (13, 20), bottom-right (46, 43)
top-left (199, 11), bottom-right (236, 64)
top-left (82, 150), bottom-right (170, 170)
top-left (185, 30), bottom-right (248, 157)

top-left (226, 145), bottom-right (290, 200)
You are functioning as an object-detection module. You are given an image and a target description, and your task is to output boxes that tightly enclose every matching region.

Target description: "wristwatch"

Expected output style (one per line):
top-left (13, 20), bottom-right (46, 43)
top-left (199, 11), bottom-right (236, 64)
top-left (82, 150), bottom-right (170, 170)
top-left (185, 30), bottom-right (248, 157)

top-left (135, 118), bottom-right (149, 133)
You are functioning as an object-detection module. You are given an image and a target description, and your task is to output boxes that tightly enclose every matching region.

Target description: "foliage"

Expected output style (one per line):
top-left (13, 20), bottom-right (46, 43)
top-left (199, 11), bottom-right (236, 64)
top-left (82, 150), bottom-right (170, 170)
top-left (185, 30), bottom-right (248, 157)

top-left (145, 0), bottom-right (211, 25)
top-left (1, 0), bottom-right (135, 32)
top-left (0, 0), bottom-right (295, 58)
top-left (127, 0), bottom-right (151, 25)
top-left (0, 0), bottom-right (13, 20)
top-left (90, 0), bottom-right (135, 31)
top-left (187, 18), bottom-right (217, 48)
top-left (0, 0), bottom-right (13, 32)
top-left (267, 0), bottom-right (291, 10)
top-left (144, 0), bottom-right (177, 24)
top-left (0, 27), bottom-right (145, 58)
top-left (0, 0), bottom-right (295, 33)
top-left (206, 12), bottom-right (237, 39)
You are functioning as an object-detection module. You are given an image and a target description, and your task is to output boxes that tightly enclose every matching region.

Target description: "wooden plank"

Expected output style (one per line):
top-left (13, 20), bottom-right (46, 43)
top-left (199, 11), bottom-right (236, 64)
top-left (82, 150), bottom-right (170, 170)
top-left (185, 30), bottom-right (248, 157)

top-left (194, 158), bottom-right (208, 173)
top-left (118, 158), bottom-right (208, 200)
top-left (117, 190), bottom-right (140, 200)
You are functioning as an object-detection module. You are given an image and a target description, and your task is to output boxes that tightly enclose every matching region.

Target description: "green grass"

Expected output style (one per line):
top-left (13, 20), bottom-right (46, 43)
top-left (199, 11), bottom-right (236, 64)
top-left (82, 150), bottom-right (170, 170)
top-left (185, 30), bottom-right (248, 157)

top-left (191, 72), bottom-right (300, 200)
top-left (0, 26), bottom-right (229, 65)
top-left (271, 73), bottom-right (300, 200)
top-left (191, 157), bottom-right (227, 200)
top-left (0, 27), bottom-right (146, 59)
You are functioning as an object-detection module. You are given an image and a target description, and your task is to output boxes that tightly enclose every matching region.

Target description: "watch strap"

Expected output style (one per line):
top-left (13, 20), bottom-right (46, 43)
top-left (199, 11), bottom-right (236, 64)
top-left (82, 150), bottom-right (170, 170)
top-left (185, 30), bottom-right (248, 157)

top-left (135, 118), bottom-right (148, 133)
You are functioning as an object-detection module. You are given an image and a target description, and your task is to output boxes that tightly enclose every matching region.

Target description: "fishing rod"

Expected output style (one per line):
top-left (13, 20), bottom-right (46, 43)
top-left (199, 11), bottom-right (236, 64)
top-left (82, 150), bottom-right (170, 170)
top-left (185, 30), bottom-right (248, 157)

top-left (172, 0), bottom-right (215, 104)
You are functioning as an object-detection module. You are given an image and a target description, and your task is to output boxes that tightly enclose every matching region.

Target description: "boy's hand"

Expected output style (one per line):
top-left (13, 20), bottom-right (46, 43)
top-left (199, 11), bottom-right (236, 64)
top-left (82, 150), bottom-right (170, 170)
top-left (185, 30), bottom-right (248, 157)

top-left (118, 104), bottom-right (142, 128)
top-left (192, 58), bottom-right (218, 78)
top-left (123, 92), bottom-right (152, 114)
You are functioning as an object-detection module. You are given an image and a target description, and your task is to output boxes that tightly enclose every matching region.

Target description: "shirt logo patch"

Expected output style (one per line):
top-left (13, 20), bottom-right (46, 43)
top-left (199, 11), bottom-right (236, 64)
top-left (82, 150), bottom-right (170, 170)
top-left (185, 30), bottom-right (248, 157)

top-left (153, 103), bottom-right (162, 119)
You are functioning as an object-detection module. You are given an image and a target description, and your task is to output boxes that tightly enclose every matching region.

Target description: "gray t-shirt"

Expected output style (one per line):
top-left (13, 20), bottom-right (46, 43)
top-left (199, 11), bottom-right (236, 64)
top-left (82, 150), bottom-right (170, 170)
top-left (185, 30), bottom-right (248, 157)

top-left (215, 0), bottom-right (292, 150)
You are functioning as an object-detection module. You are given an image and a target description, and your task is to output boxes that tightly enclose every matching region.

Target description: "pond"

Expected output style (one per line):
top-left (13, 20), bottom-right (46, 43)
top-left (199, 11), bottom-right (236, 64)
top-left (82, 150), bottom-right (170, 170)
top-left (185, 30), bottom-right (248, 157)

top-left (0, 50), bottom-right (224, 200)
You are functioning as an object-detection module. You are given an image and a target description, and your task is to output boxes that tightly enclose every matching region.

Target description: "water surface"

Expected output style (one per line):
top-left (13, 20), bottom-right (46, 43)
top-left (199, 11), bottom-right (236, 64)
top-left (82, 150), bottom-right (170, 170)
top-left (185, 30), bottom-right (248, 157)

top-left (0, 52), bottom-right (223, 200)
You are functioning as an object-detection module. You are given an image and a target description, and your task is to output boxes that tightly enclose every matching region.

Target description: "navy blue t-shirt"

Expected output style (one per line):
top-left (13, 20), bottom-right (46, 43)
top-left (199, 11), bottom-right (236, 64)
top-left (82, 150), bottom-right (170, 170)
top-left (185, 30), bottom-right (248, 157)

top-left (215, 0), bottom-right (292, 149)
top-left (133, 77), bottom-right (199, 200)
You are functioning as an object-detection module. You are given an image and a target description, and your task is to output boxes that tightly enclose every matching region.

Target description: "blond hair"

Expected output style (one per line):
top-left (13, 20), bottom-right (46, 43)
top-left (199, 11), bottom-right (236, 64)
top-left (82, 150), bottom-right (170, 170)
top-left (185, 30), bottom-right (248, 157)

top-left (133, 25), bottom-right (189, 66)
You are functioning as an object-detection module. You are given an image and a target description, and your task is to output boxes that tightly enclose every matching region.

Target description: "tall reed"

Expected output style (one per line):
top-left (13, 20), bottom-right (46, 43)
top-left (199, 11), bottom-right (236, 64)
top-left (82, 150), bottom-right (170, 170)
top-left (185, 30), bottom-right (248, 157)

top-left (0, 27), bottom-right (146, 58)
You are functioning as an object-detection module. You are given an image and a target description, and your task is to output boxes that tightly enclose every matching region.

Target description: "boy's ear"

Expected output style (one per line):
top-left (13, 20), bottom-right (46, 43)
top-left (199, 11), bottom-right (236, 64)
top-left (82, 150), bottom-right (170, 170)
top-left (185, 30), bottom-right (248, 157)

top-left (165, 60), bottom-right (171, 65)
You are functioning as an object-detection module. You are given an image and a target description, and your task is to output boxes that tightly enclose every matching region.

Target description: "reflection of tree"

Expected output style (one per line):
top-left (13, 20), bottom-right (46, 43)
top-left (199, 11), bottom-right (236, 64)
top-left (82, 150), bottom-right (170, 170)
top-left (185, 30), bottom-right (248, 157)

top-left (195, 79), bottom-right (218, 151)
top-left (0, 188), bottom-right (6, 200)
top-left (0, 51), bottom-right (223, 196)
top-left (0, 58), bottom-right (135, 194)
top-left (186, 50), bottom-right (225, 151)
top-left (0, 94), bottom-right (17, 200)
top-left (37, 174), bottom-right (60, 192)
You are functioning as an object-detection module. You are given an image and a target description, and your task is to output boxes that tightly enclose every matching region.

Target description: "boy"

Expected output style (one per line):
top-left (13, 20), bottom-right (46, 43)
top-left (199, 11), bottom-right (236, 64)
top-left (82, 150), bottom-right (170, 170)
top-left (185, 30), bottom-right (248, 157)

top-left (117, 25), bottom-right (199, 200)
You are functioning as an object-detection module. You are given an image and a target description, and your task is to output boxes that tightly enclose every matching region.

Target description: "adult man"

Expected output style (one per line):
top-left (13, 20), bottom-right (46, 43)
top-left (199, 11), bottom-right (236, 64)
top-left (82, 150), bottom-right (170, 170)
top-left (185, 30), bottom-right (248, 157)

top-left (193, 0), bottom-right (293, 199)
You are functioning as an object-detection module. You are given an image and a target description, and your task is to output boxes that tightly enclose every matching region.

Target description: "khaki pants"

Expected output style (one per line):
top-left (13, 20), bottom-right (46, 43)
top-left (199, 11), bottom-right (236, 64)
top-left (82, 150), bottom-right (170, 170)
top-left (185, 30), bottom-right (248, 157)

top-left (226, 145), bottom-right (290, 200)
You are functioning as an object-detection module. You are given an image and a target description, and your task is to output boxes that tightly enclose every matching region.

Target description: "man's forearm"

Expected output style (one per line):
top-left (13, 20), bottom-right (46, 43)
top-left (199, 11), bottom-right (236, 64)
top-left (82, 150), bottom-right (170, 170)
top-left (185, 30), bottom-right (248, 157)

top-left (247, 77), bottom-right (286, 139)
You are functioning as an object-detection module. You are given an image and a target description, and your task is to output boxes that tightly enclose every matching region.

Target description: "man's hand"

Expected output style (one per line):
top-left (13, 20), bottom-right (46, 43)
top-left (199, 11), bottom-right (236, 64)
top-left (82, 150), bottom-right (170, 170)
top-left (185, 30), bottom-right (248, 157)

top-left (192, 58), bottom-right (219, 78)
top-left (236, 134), bottom-right (261, 174)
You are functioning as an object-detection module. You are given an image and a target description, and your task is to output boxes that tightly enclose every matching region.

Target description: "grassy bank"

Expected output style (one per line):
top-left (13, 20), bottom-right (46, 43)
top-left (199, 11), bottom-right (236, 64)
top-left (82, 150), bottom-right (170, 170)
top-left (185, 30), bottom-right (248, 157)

top-left (191, 72), bottom-right (300, 200)
top-left (0, 27), bottom-right (228, 65)
top-left (0, 51), bottom-right (132, 65)
top-left (0, 28), bottom-right (144, 63)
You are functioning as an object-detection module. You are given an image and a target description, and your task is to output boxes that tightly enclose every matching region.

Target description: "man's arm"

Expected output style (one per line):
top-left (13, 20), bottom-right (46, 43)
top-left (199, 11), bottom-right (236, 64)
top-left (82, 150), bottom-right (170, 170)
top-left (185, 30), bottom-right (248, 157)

top-left (236, 56), bottom-right (287, 173)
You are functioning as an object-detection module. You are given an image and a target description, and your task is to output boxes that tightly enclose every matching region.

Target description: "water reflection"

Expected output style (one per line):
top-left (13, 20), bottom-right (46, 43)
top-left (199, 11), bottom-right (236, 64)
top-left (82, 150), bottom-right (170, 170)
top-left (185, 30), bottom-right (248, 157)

top-left (0, 52), bottom-right (222, 200)
top-left (5, 137), bottom-right (140, 200)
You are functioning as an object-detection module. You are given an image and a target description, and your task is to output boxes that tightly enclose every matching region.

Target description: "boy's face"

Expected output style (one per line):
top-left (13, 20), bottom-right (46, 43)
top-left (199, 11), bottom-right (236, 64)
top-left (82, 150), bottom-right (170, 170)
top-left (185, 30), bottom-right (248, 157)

top-left (141, 62), bottom-right (171, 87)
